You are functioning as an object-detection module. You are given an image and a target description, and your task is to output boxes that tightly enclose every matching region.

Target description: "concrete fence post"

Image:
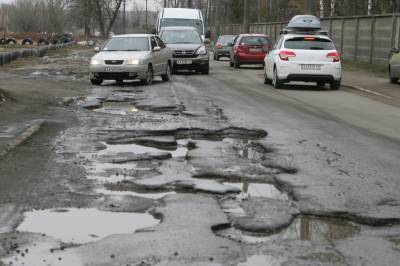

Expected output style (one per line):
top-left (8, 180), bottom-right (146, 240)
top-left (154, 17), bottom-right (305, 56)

top-left (340, 18), bottom-right (345, 55)
top-left (354, 17), bottom-right (360, 61)
top-left (391, 13), bottom-right (397, 49)
top-left (370, 15), bottom-right (376, 64)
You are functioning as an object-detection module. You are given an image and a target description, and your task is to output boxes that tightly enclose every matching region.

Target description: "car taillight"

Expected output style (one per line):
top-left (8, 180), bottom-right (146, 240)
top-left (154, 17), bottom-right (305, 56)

top-left (216, 43), bottom-right (223, 49)
top-left (237, 45), bottom-right (247, 52)
top-left (279, 51), bottom-right (296, 61)
top-left (327, 52), bottom-right (340, 62)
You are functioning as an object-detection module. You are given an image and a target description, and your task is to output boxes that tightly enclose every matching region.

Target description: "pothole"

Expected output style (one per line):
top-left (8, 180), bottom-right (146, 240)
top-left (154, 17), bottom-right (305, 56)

top-left (93, 102), bottom-right (139, 116)
top-left (99, 140), bottom-right (189, 159)
top-left (224, 138), bottom-right (271, 161)
top-left (16, 208), bottom-right (160, 244)
top-left (96, 188), bottom-right (175, 200)
top-left (215, 216), bottom-right (359, 244)
top-left (223, 182), bottom-right (289, 201)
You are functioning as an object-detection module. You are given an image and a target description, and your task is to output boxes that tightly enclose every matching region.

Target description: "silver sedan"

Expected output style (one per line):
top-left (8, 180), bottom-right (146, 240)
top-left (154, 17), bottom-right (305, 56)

top-left (89, 34), bottom-right (173, 85)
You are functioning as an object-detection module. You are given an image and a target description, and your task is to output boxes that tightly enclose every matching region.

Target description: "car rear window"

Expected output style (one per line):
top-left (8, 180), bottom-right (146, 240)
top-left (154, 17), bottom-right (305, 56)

top-left (284, 37), bottom-right (335, 50)
top-left (240, 36), bottom-right (269, 46)
top-left (217, 36), bottom-right (235, 45)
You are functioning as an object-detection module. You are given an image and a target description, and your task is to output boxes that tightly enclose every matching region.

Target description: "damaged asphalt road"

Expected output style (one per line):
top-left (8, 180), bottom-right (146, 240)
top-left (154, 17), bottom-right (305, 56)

top-left (0, 48), bottom-right (400, 265)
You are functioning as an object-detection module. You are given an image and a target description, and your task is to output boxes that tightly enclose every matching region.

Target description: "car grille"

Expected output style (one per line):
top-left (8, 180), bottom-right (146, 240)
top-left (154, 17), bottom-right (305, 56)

top-left (173, 50), bottom-right (198, 58)
top-left (105, 60), bottom-right (124, 65)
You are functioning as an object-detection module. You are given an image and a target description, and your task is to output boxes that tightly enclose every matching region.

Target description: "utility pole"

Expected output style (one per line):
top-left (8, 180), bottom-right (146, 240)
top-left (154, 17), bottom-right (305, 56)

top-left (243, 0), bottom-right (249, 32)
top-left (146, 0), bottom-right (148, 32)
top-left (123, 0), bottom-right (126, 34)
top-left (215, 0), bottom-right (221, 39)
top-left (305, 0), bottom-right (316, 15)
top-left (188, 0), bottom-right (193, 8)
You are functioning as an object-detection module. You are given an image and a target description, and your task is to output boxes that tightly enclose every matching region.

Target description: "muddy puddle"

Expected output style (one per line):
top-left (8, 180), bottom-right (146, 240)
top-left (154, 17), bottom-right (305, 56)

top-left (224, 138), bottom-right (269, 161)
top-left (96, 188), bottom-right (175, 200)
top-left (93, 102), bottom-right (139, 116)
top-left (223, 182), bottom-right (289, 201)
top-left (1, 240), bottom-right (84, 266)
top-left (215, 216), bottom-right (359, 244)
top-left (17, 208), bottom-right (160, 244)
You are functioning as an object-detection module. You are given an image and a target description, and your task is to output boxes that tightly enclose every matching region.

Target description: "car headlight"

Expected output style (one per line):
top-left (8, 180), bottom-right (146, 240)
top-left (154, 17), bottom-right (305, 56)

top-left (196, 46), bottom-right (207, 55)
top-left (126, 58), bottom-right (141, 65)
top-left (90, 59), bottom-right (102, 65)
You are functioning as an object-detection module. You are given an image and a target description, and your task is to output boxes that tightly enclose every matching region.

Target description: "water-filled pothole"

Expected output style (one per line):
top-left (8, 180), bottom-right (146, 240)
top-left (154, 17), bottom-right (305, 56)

top-left (224, 138), bottom-right (271, 161)
top-left (93, 102), bottom-right (139, 116)
top-left (17, 208), bottom-right (160, 244)
top-left (99, 141), bottom-right (188, 159)
top-left (223, 182), bottom-right (289, 201)
top-left (96, 188), bottom-right (175, 200)
top-left (215, 216), bottom-right (359, 244)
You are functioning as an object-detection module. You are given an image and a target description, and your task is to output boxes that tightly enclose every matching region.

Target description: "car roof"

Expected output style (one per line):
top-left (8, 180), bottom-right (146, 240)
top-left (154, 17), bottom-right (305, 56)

top-left (112, 34), bottom-right (151, 38)
top-left (160, 26), bottom-right (197, 31)
top-left (238, 34), bottom-right (269, 38)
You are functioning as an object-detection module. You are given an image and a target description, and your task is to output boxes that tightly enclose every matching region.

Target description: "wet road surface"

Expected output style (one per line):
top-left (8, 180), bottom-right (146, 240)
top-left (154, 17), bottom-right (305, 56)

top-left (1, 50), bottom-right (400, 265)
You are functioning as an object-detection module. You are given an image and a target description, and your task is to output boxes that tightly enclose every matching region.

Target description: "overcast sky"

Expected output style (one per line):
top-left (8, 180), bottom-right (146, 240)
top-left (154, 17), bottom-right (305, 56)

top-left (0, 0), bottom-right (161, 11)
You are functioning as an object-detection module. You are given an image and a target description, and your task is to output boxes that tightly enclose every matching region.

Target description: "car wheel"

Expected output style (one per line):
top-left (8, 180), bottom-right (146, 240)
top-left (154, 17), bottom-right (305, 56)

top-left (390, 77), bottom-right (399, 84)
top-left (229, 60), bottom-right (234, 67)
top-left (141, 65), bottom-right (154, 85)
top-left (330, 80), bottom-right (341, 90)
top-left (201, 64), bottom-right (209, 75)
top-left (317, 82), bottom-right (325, 87)
top-left (272, 67), bottom-right (283, 89)
top-left (90, 78), bottom-right (103, 85)
top-left (264, 67), bottom-right (272, 85)
top-left (234, 57), bottom-right (240, 69)
top-left (115, 79), bottom-right (123, 85)
top-left (161, 63), bottom-right (171, 81)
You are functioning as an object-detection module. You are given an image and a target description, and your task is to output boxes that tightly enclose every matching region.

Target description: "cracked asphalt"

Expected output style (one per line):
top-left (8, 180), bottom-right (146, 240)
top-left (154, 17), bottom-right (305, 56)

top-left (0, 47), bottom-right (400, 266)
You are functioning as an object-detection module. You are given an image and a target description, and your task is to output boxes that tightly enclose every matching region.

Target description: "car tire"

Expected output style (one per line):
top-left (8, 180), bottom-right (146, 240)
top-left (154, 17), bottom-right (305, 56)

top-left (390, 77), bottom-right (399, 84)
top-left (264, 67), bottom-right (272, 85)
top-left (116, 79), bottom-right (124, 85)
top-left (317, 82), bottom-right (325, 87)
top-left (161, 63), bottom-right (171, 81)
top-left (38, 39), bottom-right (49, 45)
top-left (201, 64), bottom-right (209, 75)
top-left (141, 65), bottom-right (154, 85)
top-left (6, 38), bottom-right (17, 45)
top-left (229, 60), bottom-right (234, 67)
top-left (22, 38), bottom-right (33, 45)
top-left (234, 57), bottom-right (240, 69)
top-left (330, 80), bottom-right (341, 90)
top-left (272, 67), bottom-right (283, 89)
top-left (90, 78), bottom-right (103, 85)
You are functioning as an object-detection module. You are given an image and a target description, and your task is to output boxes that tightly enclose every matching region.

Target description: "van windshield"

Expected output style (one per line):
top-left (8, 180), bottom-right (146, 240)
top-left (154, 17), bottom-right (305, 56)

top-left (160, 30), bottom-right (202, 44)
top-left (161, 18), bottom-right (204, 35)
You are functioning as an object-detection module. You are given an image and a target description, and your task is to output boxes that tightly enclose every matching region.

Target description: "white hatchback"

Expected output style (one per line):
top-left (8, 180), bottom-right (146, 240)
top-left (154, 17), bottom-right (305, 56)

top-left (264, 34), bottom-right (342, 89)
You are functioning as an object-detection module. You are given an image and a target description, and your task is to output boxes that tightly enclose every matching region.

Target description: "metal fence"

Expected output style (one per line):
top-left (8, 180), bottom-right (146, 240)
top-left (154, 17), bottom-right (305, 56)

top-left (216, 14), bottom-right (400, 64)
top-left (0, 42), bottom-right (74, 66)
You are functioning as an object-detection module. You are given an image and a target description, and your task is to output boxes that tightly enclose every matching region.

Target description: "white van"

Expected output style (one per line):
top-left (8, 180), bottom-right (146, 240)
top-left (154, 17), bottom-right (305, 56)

top-left (155, 8), bottom-right (209, 40)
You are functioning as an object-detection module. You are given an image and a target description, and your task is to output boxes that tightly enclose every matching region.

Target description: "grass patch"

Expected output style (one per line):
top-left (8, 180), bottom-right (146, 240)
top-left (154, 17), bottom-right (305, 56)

top-left (342, 59), bottom-right (388, 77)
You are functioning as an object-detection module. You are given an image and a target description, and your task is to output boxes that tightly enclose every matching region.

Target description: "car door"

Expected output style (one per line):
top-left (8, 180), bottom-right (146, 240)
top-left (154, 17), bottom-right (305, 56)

top-left (155, 36), bottom-right (170, 72)
top-left (150, 36), bottom-right (163, 74)
top-left (230, 35), bottom-right (239, 62)
top-left (267, 36), bottom-right (283, 77)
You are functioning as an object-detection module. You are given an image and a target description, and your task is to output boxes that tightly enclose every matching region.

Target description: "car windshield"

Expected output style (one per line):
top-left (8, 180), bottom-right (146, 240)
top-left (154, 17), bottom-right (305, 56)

top-left (217, 36), bottom-right (235, 45)
top-left (160, 30), bottom-right (202, 44)
top-left (284, 37), bottom-right (335, 50)
top-left (240, 36), bottom-right (269, 46)
top-left (161, 18), bottom-right (204, 35)
top-left (102, 37), bottom-right (149, 51)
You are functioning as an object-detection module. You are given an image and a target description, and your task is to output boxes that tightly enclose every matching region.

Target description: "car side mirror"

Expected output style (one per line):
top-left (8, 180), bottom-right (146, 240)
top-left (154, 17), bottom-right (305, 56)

top-left (94, 47), bottom-right (100, 52)
top-left (153, 46), bottom-right (161, 52)
top-left (151, 28), bottom-right (157, 35)
top-left (203, 38), bottom-right (211, 44)
top-left (205, 30), bottom-right (211, 39)
top-left (392, 47), bottom-right (399, 54)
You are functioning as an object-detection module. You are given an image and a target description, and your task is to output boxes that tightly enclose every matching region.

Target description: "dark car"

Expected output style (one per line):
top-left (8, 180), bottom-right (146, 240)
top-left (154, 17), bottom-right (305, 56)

top-left (228, 34), bottom-right (272, 68)
top-left (213, 35), bottom-right (236, 61)
top-left (159, 26), bottom-right (210, 74)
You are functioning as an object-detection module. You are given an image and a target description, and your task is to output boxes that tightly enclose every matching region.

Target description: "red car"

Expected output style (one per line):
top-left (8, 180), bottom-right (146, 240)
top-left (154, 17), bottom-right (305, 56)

top-left (228, 34), bottom-right (272, 68)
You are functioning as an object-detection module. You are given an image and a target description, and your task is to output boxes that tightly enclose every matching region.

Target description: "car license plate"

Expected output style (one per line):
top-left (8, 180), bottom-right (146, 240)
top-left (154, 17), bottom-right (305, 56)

top-left (249, 48), bottom-right (262, 52)
top-left (301, 64), bottom-right (322, 71)
top-left (105, 67), bottom-right (123, 72)
top-left (176, 60), bottom-right (192, 65)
